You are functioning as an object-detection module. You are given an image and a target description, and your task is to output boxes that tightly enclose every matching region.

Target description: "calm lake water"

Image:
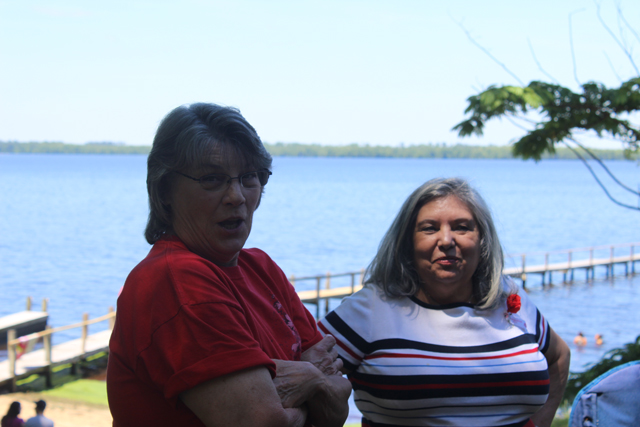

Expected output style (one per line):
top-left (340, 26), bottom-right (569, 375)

top-left (1, 154), bottom-right (639, 372)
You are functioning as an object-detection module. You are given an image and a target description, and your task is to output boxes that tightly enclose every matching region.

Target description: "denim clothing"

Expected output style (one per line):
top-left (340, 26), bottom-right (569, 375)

top-left (569, 360), bottom-right (640, 427)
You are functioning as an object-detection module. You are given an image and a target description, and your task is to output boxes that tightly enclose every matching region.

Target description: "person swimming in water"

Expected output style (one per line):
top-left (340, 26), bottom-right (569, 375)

top-left (574, 332), bottom-right (587, 347)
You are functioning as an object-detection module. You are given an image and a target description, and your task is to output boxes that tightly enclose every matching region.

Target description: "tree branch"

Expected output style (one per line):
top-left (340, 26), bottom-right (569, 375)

top-left (527, 38), bottom-right (561, 84)
top-left (567, 137), bottom-right (640, 196)
top-left (569, 9), bottom-right (586, 86)
top-left (562, 140), bottom-right (640, 210)
top-left (604, 51), bottom-right (623, 83)
top-left (453, 19), bottom-right (525, 86)
top-left (596, 1), bottom-right (640, 75)
top-left (616, 3), bottom-right (640, 46)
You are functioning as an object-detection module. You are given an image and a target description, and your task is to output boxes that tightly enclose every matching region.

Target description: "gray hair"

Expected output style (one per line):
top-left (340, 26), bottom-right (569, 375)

top-left (144, 103), bottom-right (272, 244)
top-left (364, 177), bottom-right (509, 310)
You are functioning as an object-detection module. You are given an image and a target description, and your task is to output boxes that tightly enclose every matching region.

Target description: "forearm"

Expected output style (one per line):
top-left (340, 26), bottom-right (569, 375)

top-left (306, 374), bottom-right (352, 427)
top-left (531, 345), bottom-right (570, 427)
top-left (181, 366), bottom-right (310, 427)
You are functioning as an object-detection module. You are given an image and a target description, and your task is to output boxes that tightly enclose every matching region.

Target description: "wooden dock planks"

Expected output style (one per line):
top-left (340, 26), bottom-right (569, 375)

top-left (0, 329), bottom-right (111, 385)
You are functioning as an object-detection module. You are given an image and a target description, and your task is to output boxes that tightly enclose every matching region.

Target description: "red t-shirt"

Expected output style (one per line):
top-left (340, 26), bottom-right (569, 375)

top-left (107, 237), bottom-right (322, 426)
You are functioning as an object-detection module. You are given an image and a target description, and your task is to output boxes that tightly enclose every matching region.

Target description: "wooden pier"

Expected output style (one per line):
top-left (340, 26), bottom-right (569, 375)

top-left (0, 309), bottom-right (115, 391)
top-left (291, 242), bottom-right (640, 317)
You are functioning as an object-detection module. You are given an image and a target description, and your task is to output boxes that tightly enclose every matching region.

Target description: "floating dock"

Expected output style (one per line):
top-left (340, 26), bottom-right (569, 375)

top-left (0, 311), bottom-right (48, 344)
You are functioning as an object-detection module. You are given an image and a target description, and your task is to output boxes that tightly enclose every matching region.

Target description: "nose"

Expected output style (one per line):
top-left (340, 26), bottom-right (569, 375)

top-left (222, 179), bottom-right (246, 206)
top-left (438, 227), bottom-right (455, 248)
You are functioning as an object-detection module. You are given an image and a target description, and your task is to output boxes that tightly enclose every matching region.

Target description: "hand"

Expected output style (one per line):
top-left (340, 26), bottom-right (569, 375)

top-left (272, 359), bottom-right (322, 408)
top-left (301, 335), bottom-right (343, 376)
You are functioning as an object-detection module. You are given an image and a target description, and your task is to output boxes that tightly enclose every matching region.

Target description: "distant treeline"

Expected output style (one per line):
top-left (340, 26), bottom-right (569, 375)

top-left (265, 142), bottom-right (633, 160)
top-left (0, 141), bottom-right (151, 155)
top-left (0, 140), bottom-right (634, 160)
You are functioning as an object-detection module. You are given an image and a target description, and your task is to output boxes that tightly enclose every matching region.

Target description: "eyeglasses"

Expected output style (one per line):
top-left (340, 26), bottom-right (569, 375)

top-left (173, 169), bottom-right (272, 192)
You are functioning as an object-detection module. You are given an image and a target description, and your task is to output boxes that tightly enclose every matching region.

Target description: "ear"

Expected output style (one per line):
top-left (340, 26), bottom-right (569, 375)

top-left (159, 175), bottom-right (175, 207)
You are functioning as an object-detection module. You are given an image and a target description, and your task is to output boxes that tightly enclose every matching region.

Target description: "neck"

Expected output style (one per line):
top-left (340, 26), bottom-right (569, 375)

top-left (416, 285), bottom-right (475, 306)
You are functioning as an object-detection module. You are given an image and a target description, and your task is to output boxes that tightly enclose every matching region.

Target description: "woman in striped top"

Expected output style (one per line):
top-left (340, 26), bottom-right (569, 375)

top-left (319, 178), bottom-right (570, 427)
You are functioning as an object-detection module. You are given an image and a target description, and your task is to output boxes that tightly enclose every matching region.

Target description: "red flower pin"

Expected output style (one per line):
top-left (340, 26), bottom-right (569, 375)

top-left (507, 294), bottom-right (521, 314)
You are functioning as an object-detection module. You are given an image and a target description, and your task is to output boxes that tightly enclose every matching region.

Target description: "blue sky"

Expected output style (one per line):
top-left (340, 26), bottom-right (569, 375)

top-left (1, 0), bottom-right (639, 147)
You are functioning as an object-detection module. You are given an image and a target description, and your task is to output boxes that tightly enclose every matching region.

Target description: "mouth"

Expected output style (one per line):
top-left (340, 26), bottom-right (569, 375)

top-left (218, 218), bottom-right (244, 230)
top-left (434, 256), bottom-right (460, 265)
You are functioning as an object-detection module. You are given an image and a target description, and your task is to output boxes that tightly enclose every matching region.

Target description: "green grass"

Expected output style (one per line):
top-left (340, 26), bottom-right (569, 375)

top-left (42, 379), bottom-right (108, 406)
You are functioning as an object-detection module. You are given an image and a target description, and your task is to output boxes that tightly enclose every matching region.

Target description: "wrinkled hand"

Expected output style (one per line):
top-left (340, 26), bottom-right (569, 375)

top-left (272, 359), bottom-right (321, 409)
top-left (301, 335), bottom-right (343, 376)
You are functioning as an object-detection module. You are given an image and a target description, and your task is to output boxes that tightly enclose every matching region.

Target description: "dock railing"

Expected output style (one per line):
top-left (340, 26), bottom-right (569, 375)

top-left (288, 242), bottom-right (640, 317)
top-left (289, 269), bottom-right (366, 318)
top-left (6, 307), bottom-right (116, 385)
top-left (504, 242), bottom-right (640, 286)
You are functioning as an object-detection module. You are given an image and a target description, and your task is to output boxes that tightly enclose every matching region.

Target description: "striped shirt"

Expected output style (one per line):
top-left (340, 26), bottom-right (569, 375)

top-left (318, 282), bottom-right (551, 427)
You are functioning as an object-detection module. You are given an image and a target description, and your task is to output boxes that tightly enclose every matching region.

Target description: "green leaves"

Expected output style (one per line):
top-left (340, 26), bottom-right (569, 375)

top-left (454, 78), bottom-right (640, 160)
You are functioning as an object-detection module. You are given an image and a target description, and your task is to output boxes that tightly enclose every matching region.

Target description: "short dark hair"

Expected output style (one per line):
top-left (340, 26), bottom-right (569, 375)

top-left (35, 400), bottom-right (46, 411)
top-left (364, 177), bottom-right (511, 310)
top-left (144, 103), bottom-right (272, 244)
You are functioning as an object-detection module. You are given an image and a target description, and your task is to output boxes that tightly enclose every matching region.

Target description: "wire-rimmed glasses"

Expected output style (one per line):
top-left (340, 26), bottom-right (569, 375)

top-left (173, 169), bottom-right (272, 192)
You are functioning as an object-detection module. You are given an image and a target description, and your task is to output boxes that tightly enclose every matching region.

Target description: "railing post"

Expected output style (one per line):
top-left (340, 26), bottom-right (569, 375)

top-left (609, 246), bottom-right (615, 278)
top-left (289, 274), bottom-right (296, 287)
top-left (325, 272), bottom-right (331, 315)
top-left (108, 306), bottom-right (116, 330)
top-left (81, 313), bottom-right (89, 354)
top-left (632, 245), bottom-right (636, 275)
top-left (520, 255), bottom-right (526, 287)
top-left (42, 298), bottom-right (48, 312)
top-left (568, 251), bottom-right (574, 282)
top-left (44, 326), bottom-right (52, 365)
top-left (8, 329), bottom-right (16, 383)
top-left (350, 273), bottom-right (355, 293)
top-left (360, 269), bottom-right (365, 286)
top-left (315, 277), bottom-right (321, 319)
top-left (26, 296), bottom-right (32, 311)
top-left (44, 326), bottom-right (52, 388)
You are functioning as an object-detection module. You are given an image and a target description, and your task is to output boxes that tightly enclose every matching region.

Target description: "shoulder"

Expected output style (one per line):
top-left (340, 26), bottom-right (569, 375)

top-left (321, 284), bottom-right (403, 335)
top-left (238, 248), bottom-right (279, 271)
top-left (237, 248), bottom-right (290, 288)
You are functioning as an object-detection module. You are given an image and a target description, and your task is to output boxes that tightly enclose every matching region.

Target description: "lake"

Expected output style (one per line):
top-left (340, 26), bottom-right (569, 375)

top-left (1, 154), bottom-right (639, 372)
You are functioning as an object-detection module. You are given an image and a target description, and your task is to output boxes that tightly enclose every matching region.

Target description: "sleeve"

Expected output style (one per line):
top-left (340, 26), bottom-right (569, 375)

top-left (135, 258), bottom-right (277, 403)
top-left (519, 289), bottom-right (551, 354)
top-left (317, 286), bottom-right (375, 372)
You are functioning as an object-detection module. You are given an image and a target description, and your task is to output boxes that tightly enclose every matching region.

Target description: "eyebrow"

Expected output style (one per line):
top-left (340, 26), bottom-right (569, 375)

top-left (416, 218), bottom-right (475, 226)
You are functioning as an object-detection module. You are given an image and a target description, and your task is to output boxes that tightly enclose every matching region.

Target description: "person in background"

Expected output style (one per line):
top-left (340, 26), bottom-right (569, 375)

top-left (107, 103), bottom-right (351, 427)
top-left (24, 400), bottom-right (53, 427)
top-left (1, 402), bottom-right (24, 427)
top-left (574, 332), bottom-right (587, 347)
top-left (595, 333), bottom-right (603, 346)
top-left (319, 177), bottom-right (571, 427)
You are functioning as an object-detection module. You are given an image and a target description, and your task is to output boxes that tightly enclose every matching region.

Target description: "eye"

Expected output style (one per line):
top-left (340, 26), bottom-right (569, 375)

top-left (455, 223), bottom-right (474, 232)
top-left (418, 225), bottom-right (437, 233)
top-left (241, 171), bottom-right (260, 187)
top-left (200, 174), bottom-right (228, 184)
